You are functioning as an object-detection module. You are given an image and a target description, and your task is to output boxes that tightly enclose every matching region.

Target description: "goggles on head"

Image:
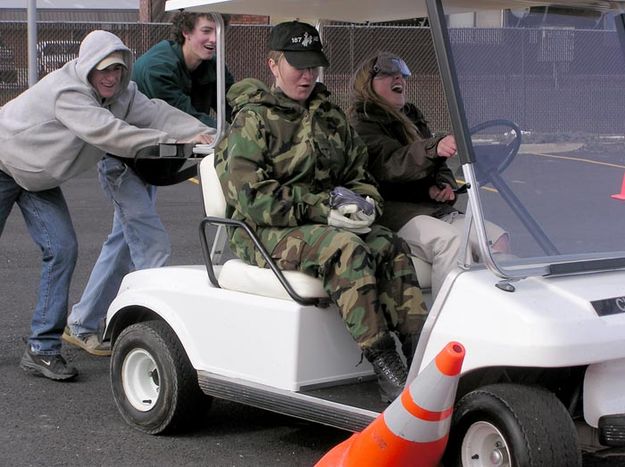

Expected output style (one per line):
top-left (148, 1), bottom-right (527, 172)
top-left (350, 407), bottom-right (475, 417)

top-left (372, 54), bottom-right (411, 78)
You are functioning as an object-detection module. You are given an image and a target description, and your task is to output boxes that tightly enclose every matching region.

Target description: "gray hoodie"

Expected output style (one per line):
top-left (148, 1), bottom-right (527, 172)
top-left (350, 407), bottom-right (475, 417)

top-left (0, 30), bottom-right (210, 191)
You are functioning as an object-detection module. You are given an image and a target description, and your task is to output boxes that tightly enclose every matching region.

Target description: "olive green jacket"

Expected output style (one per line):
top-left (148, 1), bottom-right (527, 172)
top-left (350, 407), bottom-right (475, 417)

top-left (350, 102), bottom-right (458, 231)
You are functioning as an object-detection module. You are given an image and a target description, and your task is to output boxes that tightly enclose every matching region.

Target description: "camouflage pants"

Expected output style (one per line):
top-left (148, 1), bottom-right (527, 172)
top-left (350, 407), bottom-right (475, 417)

top-left (269, 224), bottom-right (428, 348)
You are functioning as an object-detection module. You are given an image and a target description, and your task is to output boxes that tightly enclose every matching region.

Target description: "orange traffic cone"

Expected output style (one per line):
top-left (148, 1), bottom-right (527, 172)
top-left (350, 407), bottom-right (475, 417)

top-left (611, 173), bottom-right (625, 200)
top-left (316, 342), bottom-right (465, 467)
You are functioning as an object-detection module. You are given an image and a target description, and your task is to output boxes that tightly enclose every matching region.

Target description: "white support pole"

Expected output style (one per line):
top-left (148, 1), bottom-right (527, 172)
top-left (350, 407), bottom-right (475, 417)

top-left (27, 0), bottom-right (38, 87)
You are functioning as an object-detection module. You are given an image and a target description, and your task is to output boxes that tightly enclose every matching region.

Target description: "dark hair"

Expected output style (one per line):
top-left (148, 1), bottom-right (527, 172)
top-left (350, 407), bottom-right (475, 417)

top-left (170, 11), bottom-right (231, 45)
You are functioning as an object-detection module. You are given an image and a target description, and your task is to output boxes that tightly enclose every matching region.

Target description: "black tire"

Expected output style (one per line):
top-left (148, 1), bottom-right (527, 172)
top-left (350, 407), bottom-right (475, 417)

top-left (110, 320), bottom-right (212, 434)
top-left (444, 383), bottom-right (581, 467)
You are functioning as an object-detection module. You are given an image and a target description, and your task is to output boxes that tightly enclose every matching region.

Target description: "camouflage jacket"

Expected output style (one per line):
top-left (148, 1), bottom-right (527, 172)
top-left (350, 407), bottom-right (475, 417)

top-left (215, 78), bottom-right (382, 266)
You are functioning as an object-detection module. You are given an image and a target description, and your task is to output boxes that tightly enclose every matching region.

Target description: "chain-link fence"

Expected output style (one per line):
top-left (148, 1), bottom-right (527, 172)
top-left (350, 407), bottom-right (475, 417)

top-left (449, 27), bottom-right (625, 135)
top-left (2, 21), bottom-right (625, 135)
top-left (0, 21), bottom-right (451, 132)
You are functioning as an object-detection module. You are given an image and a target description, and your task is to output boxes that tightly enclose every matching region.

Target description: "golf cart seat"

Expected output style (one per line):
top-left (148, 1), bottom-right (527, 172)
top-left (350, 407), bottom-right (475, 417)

top-left (199, 153), bottom-right (432, 302)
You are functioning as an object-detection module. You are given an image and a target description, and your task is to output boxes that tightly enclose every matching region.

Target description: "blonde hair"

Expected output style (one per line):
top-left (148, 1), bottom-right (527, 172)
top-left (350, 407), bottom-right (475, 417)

top-left (268, 50), bottom-right (284, 64)
top-left (350, 53), bottom-right (419, 143)
top-left (267, 50), bottom-right (284, 84)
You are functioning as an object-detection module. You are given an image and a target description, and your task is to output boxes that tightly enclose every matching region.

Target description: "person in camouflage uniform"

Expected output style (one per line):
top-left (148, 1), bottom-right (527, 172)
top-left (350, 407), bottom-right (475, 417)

top-left (214, 21), bottom-right (428, 402)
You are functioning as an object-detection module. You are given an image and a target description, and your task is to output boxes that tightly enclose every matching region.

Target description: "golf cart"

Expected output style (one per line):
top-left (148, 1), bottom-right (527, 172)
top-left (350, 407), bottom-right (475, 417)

top-left (106, 0), bottom-right (625, 464)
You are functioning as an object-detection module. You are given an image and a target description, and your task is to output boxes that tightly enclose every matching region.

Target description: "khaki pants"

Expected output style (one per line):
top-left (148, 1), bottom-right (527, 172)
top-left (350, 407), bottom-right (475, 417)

top-left (398, 213), bottom-right (507, 298)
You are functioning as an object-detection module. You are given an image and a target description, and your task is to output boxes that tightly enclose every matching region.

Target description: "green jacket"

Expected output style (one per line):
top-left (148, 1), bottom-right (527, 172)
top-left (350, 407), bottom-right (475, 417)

top-left (350, 102), bottom-right (458, 231)
top-left (215, 78), bottom-right (382, 266)
top-left (132, 40), bottom-right (235, 126)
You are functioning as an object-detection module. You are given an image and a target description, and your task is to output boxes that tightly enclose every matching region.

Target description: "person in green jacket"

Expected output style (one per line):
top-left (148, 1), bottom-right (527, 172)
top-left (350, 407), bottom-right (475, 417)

top-left (350, 52), bottom-right (509, 298)
top-left (65, 12), bottom-right (232, 356)
top-left (132, 11), bottom-right (235, 128)
top-left (215, 21), bottom-right (428, 403)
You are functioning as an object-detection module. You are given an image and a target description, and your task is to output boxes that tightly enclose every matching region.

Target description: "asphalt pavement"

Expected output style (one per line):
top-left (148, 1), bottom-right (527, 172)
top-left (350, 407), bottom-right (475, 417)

top-left (0, 165), bottom-right (621, 466)
top-left (0, 167), bottom-right (346, 466)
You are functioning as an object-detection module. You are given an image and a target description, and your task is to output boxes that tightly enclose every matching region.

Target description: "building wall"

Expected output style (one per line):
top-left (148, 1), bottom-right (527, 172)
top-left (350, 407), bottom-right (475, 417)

top-left (0, 8), bottom-right (139, 22)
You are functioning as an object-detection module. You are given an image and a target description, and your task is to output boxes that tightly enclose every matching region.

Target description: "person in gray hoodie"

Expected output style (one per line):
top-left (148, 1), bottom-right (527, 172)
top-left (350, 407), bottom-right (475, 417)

top-left (0, 30), bottom-right (212, 381)
top-left (65, 12), bottom-right (233, 358)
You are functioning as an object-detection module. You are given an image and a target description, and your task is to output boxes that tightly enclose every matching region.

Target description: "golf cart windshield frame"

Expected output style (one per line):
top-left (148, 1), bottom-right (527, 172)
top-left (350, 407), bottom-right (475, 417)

top-left (428, 0), bottom-right (625, 280)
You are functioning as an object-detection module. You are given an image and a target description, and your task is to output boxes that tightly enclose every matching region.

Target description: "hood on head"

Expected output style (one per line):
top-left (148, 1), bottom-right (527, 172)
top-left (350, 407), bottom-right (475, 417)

top-left (76, 30), bottom-right (133, 98)
top-left (227, 78), bottom-right (275, 112)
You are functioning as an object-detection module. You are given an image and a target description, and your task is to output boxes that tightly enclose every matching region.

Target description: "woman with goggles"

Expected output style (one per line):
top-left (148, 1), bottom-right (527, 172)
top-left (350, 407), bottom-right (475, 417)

top-left (350, 52), bottom-right (509, 299)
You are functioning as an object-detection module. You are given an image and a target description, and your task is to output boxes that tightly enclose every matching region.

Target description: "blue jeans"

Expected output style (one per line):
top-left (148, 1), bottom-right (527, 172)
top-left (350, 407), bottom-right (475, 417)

top-left (67, 157), bottom-right (170, 335)
top-left (0, 170), bottom-right (78, 355)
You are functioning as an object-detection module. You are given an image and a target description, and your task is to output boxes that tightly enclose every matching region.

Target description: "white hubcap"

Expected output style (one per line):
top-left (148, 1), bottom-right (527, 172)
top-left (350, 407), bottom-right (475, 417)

top-left (461, 421), bottom-right (511, 466)
top-left (122, 348), bottom-right (159, 412)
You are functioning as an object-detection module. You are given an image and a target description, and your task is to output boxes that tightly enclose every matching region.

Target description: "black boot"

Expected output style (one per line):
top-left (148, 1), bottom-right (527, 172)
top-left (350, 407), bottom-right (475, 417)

top-left (364, 334), bottom-right (408, 403)
top-left (400, 334), bottom-right (417, 370)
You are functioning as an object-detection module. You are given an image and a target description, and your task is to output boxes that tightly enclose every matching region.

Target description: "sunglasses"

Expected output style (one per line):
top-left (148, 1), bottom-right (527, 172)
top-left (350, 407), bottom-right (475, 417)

top-left (372, 55), bottom-right (411, 78)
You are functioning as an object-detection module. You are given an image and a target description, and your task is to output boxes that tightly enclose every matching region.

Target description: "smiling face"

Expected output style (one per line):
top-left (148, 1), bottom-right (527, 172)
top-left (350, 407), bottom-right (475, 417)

top-left (182, 15), bottom-right (217, 71)
top-left (372, 72), bottom-right (406, 110)
top-left (269, 54), bottom-right (319, 104)
top-left (88, 64), bottom-right (124, 99)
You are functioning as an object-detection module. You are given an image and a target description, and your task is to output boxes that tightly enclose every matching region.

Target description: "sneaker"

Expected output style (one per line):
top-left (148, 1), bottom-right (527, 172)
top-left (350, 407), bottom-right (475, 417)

top-left (20, 347), bottom-right (78, 381)
top-left (62, 326), bottom-right (111, 356)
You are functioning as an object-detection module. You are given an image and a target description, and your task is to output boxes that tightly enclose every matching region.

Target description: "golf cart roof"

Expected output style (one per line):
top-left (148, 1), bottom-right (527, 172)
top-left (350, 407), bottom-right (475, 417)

top-left (165, 0), bottom-right (622, 23)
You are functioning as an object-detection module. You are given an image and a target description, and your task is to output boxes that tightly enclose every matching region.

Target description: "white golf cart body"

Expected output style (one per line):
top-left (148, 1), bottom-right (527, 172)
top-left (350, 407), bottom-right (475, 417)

top-left (106, 0), bottom-right (625, 462)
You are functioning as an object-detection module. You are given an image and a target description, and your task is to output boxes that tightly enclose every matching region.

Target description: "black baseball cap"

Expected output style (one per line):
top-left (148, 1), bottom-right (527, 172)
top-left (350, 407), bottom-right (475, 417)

top-left (269, 21), bottom-right (329, 69)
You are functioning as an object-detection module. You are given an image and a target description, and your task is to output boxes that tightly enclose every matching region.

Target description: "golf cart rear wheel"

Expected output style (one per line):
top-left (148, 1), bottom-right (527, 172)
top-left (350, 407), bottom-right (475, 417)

top-left (444, 383), bottom-right (581, 467)
top-left (110, 320), bottom-right (211, 434)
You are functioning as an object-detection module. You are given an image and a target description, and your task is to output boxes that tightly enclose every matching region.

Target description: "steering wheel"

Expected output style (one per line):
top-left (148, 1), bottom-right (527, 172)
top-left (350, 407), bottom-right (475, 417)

top-left (466, 119), bottom-right (560, 255)
top-left (468, 119), bottom-right (522, 185)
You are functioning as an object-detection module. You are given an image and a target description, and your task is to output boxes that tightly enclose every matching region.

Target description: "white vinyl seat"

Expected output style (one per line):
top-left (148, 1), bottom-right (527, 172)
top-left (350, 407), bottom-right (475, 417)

top-left (199, 153), bottom-right (431, 301)
top-left (200, 153), bottom-right (327, 300)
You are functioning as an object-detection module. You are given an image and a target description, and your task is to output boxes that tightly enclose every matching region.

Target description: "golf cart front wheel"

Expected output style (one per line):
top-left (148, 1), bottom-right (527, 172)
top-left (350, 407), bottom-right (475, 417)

top-left (444, 383), bottom-right (581, 467)
top-left (110, 320), bottom-right (211, 434)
